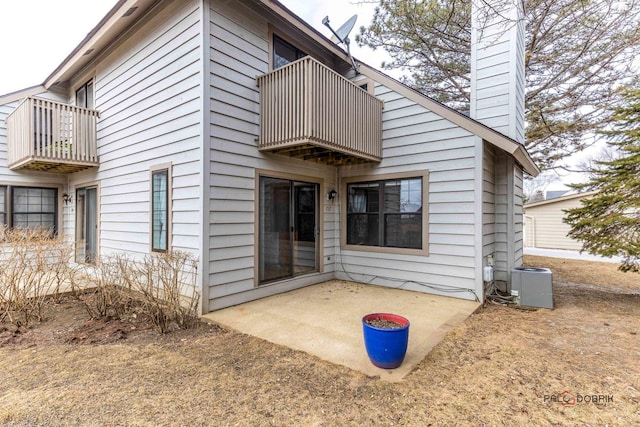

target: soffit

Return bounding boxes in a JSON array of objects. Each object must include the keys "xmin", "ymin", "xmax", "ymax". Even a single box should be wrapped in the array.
[{"xmin": 44, "ymin": 0, "xmax": 158, "ymax": 89}]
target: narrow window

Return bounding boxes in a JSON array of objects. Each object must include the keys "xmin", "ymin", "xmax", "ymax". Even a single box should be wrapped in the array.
[
  {"xmin": 151, "ymin": 169, "xmax": 169, "ymax": 252},
  {"xmin": 273, "ymin": 35, "xmax": 307, "ymax": 69},
  {"xmin": 76, "ymin": 79, "xmax": 94, "ymax": 109},
  {"xmin": 0, "ymin": 186, "xmax": 6, "ymax": 226}
]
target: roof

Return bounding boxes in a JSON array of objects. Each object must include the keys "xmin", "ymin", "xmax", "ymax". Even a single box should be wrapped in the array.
[
  {"xmin": 0, "ymin": 85, "xmax": 46, "ymax": 106},
  {"xmin": 1, "ymin": 0, "xmax": 540, "ymax": 176},
  {"xmin": 524, "ymin": 190, "xmax": 598, "ymax": 209}
]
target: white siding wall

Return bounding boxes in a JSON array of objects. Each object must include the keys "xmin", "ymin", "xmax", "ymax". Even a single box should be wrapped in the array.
[
  {"xmin": 338, "ymin": 84, "xmax": 480, "ymax": 301},
  {"xmin": 68, "ymin": 0, "xmax": 203, "ymax": 258},
  {"xmin": 208, "ymin": 1, "xmax": 337, "ymax": 311}
]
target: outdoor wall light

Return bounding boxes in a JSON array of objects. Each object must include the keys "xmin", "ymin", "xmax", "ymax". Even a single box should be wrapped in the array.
[
  {"xmin": 328, "ymin": 189, "xmax": 337, "ymax": 201},
  {"xmin": 62, "ymin": 193, "xmax": 72, "ymax": 205}
]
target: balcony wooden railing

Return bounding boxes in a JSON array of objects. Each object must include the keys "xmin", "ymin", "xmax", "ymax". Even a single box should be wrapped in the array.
[
  {"xmin": 6, "ymin": 97, "xmax": 99, "ymax": 173},
  {"xmin": 257, "ymin": 57, "xmax": 383, "ymax": 165}
]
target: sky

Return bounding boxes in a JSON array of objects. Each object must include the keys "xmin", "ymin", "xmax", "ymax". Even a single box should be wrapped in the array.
[
  {"xmin": 0, "ymin": 0, "xmax": 383, "ymax": 95},
  {"xmin": 0, "ymin": 0, "xmax": 580, "ymax": 191}
]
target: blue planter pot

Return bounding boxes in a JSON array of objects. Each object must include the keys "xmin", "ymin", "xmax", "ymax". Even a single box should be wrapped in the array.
[{"xmin": 362, "ymin": 313, "xmax": 410, "ymax": 369}]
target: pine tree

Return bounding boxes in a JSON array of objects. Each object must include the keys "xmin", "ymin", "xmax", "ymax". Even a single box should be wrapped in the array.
[{"xmin": 564, "ymin": 87, "xmax": 640, "ymax": 272}]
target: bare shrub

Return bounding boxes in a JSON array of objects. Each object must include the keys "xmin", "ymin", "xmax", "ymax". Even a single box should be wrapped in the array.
[
  {"xmin": 86, "ymin": 251, "xmax": 200, "ymax": 333},
  {"xmin": 81, "ymin": 256, "xmax": 136, "ymax": 320},
  {"xmin": 0, "ymin": 228, "xmax": 77, "ymax": 328}
]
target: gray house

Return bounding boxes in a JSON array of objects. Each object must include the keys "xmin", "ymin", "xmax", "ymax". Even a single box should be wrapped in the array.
[{"xmin": 0, "ymin": 0, "xmax": 539, "ymax": 313}]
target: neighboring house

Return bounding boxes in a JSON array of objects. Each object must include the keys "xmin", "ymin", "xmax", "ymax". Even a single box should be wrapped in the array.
[
  {"xmin": 524, "ymin": 191, "xmax": 597, "ymax": 250},
  {"xmin": 545, "ymin": 190, "xmax": 568, "ymax": 200},
  {"xmin": 0, "ymin": 0, "xmax": 539, "ymax": 313}
]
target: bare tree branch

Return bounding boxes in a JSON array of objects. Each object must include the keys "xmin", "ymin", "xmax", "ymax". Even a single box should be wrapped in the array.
[{"xmin": 357, "ymin": 0, "xmax": 640, "ymax": 170}]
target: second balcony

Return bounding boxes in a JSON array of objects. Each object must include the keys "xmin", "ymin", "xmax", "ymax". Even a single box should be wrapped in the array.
[
  {"xmin": 256, "ymin": 57, "xmax": 383, "ymax": 165},
  {"xmin": 6, "ymin": 97, "xmax": 100, "ymax": 174}
]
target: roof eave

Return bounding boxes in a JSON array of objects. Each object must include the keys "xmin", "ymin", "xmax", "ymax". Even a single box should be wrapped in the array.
[
  {"xmin": 0, "ymin": 85, "xmax": 47, "ymax": 105},
  {"xmin": 43, "ymin": 0, "xmax": 157, "ymax": 89},
  {"xmin": 357, "ymin": 64, "xmax": 541, "ymax": 177}
]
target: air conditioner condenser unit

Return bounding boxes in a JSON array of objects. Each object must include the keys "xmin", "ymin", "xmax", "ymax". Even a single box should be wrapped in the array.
[{"xmin": 511, "ymin": 267, "xmax": 553, "ymax": 309}]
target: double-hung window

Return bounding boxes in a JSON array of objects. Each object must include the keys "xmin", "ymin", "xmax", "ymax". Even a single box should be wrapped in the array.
[
  {"xmin": 0, "ymin": 186, "xmax": 58, "ymax": 233},
  {"xmin": 345, "ymin": 173, "xmax": 427, "ymax": 252},
  {"xmin": 151, "ymin": 166, "xmax": 170, "ymax": 252}
]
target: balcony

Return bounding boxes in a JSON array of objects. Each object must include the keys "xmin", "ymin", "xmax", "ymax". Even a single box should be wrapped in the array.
[
  {"xmin": 256, "ymin": 57, "xmax": 383, "ymax": 165},
  {"xmin": 6, "ymin": 97, "xmax": 99, "ymax": 173}
]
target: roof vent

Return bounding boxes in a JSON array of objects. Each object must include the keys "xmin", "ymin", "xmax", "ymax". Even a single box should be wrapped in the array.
[
  {"xmin": 83, "ymin": 48, "xmax": 95, "ymax": 56},
  {"xmin": 122, "ymin": 7, "xmax": 138, "ymax": 17}
]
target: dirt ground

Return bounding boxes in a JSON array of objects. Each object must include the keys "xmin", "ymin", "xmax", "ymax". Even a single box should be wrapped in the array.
[{"xmin": 1, "ymin": 255, "xmax": 639, "ymax": 426}]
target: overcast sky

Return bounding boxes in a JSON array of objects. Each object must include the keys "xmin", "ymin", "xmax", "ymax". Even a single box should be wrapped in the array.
[
  {"xmin": 0, "ymin": 0, "xmax": 579, "ymax": 190},
  {"xmin": 0, "ymin": 0, "xmax": 383, "ymax": 95}
]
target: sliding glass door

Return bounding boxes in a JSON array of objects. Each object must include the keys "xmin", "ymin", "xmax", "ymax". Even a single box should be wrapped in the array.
[{"xmin": 259, "ymin": 176, "xmax": 318, "ymax": 284}]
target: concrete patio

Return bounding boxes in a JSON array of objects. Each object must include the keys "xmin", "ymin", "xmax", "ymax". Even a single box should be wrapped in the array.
[{"xmin": 203, "ymin": 280, "xmax": 480, "ymax": 381}]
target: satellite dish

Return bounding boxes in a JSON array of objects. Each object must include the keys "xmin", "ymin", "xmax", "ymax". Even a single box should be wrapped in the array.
[
  {"xmin": 322, "ymin": 14, "xmax": 360, "ymax": 73},
  {"xmin": 332, "ymin": 14, "xmax": 357, "ymax": 44}
]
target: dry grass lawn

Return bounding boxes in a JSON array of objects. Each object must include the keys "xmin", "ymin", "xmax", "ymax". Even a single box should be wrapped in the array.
[{"xmin": 1, "ymin": 255, "xmax": 639, "ymax": 426}]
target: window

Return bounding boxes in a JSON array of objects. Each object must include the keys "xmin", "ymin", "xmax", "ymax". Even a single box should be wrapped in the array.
[
  {"xmin": 75, "ymin": 79, "xmax": 94, "ymax": 109},
  {"xmin": 345, "ymin": 174, "xmax": 426, "ymax": 251},
  {"xmin": 273, "ymin": 35, "xmax": 307, "ymax": 69},
  {"xmin": 12, "ymin": 187, "xmax": 57, "ymax": 231},
  {"xmin": 0, "ymin": 186, "xmax": 60, "ymax": 235},
  {"xmin": 151, "ymin": 168, "xmax": 170, "ymax": 252},
  {"xmin": 0, "ymin": 186, "xmax": 6, "ymax": 225},
  {"xmin": 357, "ymin": 78, "xmax": 375, "ymax": 95}
]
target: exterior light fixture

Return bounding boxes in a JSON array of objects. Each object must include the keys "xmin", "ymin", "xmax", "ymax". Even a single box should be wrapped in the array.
[
  {"xmin": 328, "ymin": 189, "xmax": 337, "ymax": 201},
  {"xmin": 62, "ymin": 193, "xmax": 72, "ymax": 205}
]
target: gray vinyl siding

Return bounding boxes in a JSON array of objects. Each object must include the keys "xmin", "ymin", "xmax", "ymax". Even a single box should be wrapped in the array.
[
  {"xmin": 482, "ymin": 142, "xmax": 496, "ymax": 261},
  {"xmin": 471, "ymin": 8, "xmax": 525, "ymax": 144},
  {"xmin": 514, "ymin": 166, "xmax": 524, "ymax": 265},
  {"xmin": 338, "ymin": 84, "xmax": 480, "ymax": 301},
  {"xmin": 493, "ymin": 152, "xmax": 510, "ymax": 285},
  {"xmin": 0, "ymin": 100, "xmax": 20, "ymax": 180},
  {"xmin": 492, "ymin": 154, "xmax": 524, "ymax": 287},
  {"xmin": 208, "ymin": 1, "xmax": 337, "ymax": 311},
  {"xmin": 68, "ymin": 0, "xmax": 202, "ymax": 257}
]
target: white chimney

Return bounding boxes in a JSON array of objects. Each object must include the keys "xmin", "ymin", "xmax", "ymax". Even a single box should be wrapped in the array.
[{"xmin": 470, "ymin": 1, "xmax": 525, "ymax": 144}]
